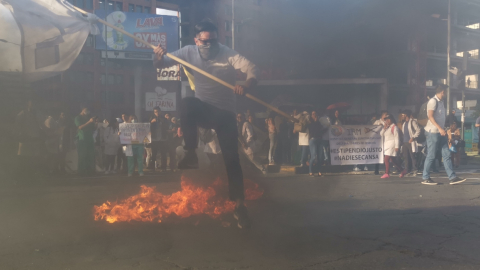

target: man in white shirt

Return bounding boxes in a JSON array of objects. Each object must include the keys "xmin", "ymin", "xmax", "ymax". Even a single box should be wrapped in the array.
[
  {"xmin": 154, "ymin": 19, "xmax": 258, "ymax": 228},
  {"xmin": 422, "ymin": 84, "xmax": 465, "ymax": 185}
]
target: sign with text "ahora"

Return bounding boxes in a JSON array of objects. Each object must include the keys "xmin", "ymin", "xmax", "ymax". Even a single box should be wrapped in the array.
[
  {"xmin": 146, "ymin": 87, "xmax": 176, "ymax": 111},
  {"xmin": 329, "ymin": 125, "xmax": 384, "ymax": 165}
]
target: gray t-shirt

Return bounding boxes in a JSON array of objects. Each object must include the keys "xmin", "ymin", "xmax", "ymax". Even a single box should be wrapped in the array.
[
  {"xmin": 425, "ymin": 96, "xmax": 445, "ymax": 133},
  {"xmin": 162, "ymin": 44, "xmax": 258, "ymax": 112}
]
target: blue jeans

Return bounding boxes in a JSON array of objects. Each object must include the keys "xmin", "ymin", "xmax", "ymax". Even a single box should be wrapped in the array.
[
  {"xmin": 309, "ymin": 138, "xmax": 323, "ymax": 174},
  {"xmin": 422, "ymin": 131, "xmax": 456, "ymax": 180},
  {"xmin": 300, "ymin": 146, "xmax": 309, "ymax": 166}
]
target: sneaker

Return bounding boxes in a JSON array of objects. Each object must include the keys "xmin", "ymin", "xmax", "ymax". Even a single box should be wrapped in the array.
[
  {"xmin": 416, "ymin": 171, "xmax": 422, "ymax": 175},
  {"xmin": 233, "ymin": 204, "xmax": 250, "ymax": 229},
  {"xmin": 411, "ymin": 170, "xmax": 418, "ymax": 176},
  {"xmin": 449, "ymin": 177, "xmax": 466, "ymax": 185},
  {"xmin": 399, "ymin": 170, "xmax": 407, "ymax": 178},
  {"xmin": 364, "ymin": 166, "xmax": 369, "ymax": 171},
  {"xmin": 405, "ymin": 172, "xmax": 415, "ymax": 177},
  {"xmin": 421, "ymin": 178, "xmax": 438, "ymax": 185},
  {"xmin": 380, "ymin": 173, "xmax": 390, "ymax": 179},
  {"xmin": 177, "ymin": 150, "xmax": 199, "ymax": 170},
  {"xmin": 353, "ymin": 166, "xmax": 361, "ymax": 172}
]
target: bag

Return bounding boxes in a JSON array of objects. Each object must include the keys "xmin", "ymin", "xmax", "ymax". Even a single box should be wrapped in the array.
[{"xmin": 417, "ymin": 98, "xmax": 438, "ymax": 127}]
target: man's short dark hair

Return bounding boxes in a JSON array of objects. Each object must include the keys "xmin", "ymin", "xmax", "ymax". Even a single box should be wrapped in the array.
[
  {"xmin": 403, "ymin": 109, "xmax": 412, "ymax": 117},
  {"xmin": 195, "ymin": 19, "xmax": 218, "ymax": 36},
  {"xmin": 153, "ymin": 106, "xmax": 161, "ymax": 111},
  {"xmin": 436, "ymin": 84, "xmax": 448, "ymax": 94}
]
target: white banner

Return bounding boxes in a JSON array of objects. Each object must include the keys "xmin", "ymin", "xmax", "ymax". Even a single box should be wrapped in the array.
[
  {"xmin": 329, "ymin": 125, "xmax": 384, "ymax": 165},
  {"xmin": 145, "ymin": 86, "xmax": 176, "ymax": 111},
  {"xmin": 119, "ymin": 123, "xmax": 151, "ymax": 144}
]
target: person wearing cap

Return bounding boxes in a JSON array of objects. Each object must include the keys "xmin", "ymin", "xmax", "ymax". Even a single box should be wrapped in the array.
[{"xmin": 380, "ymin": 114, "xmax": 406, "ymax": 178}]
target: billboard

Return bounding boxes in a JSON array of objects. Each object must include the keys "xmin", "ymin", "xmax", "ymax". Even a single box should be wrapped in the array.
[
  {"xmin": 95, "ymin": 11, "xmax": 179, "ymax": 53},
  {"xmin": 145, "ymin": 86, "xmax": 176, "ymax": 112}
]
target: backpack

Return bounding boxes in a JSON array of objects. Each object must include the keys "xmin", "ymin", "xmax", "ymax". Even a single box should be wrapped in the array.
[
  {"xmin": 417, "ymin": 98, "xmax": 438, "ymax": 127},
  {"xmin": 293, "ymin": 113, "xmax": 309, "ymax": 133}
]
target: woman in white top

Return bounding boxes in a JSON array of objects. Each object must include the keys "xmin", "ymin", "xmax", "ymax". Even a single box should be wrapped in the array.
[
  {"xmin": 103, "ymin": 117, "xmax": 121, "ymax": 174},
  {"xmin": 380, "ymin": 114, "xmax": 406, "ymax": 178}
]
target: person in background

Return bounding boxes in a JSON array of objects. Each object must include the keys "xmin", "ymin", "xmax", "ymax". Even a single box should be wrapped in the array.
[
  {"xmin": 57, "ymin": 112, "xmax": 70, "ymax": 174},
  {"xmin": 422, "ymin": 84, "xmax": 465, "ymax": 185},
  {"xmin": 124, "ymin": 115, "xmax": 144, "ymax": 177},
  {"xmin": 400, "ymin": 110, "xmax": 421, "ymax": 177},
  {"xmin": 380, "ymin": 114, "xmax": 406, "ymax": 178},
  {"xmin": 248, "ymin": 115, "xmax": 255, "ymax": 126},
  {"xmin": 274, "ymin": 111, "xmax": 288, "ymax": 164},
  {"xmin": 149, "ymin": 107, "xmax": 169, "ymax": 172},
  {"xmin": 94, "ymin": 118, "xmax": 106, "ymax": 172},
  {"xmin": 116, "ymin": 117, "xmax": 127, "ymax": 173},
  {"xmin": 103, "ymin": 117, "xmax": 121, "ymax": 174},
  {"xmin": 319, "ymin": 109, "xmax": 331, "ymax": 166},
  {"xmin": 476, "ymin": 115, "xmax": 480, "ymax": 156},
  {"xmin": 331, "ymin": 109, "xmax": 342, "ymax": 125},
  {"xmin": 296, "ymin": 111, "xmax": 310, "ymax": 168},
  {"xmin": 44, "ymin": 112, "xmax": 62, "ymax": 175},
  {"xmin": 237, "ymin": 113, "xmax": 256, "ymax": 160},
  {"xmin": 290, "ymin": 109, "xmax": 299, "ymax": 165},
  {"xmin": 121, "ymin": 113, "xmax": 127, "ymax": 123},
  {"xmin": 445, "ymin": 109, "xmax": 458, "ymax": 128},
  {"xmin": 266, "ymin": 117, "xmax": 276, "ymax": 165},
  {"xmin": 165, "ymin": 113, "xmax": 171, "ymax": 123},
  {"xmin": 166, "ymin": 115, "xmax": 177, "ymax": 172},
  {"xmin": 308, "ymin": 110, "xmax": 324, "ymax": 177},
  {"xmin": 373, "ymin": 110, "xmax": 389, "ymax": 175},
  {"xmin": 447, "ymin": 121, "xmax": 461, "ymax": 168},
  {"xmin": 244, "ymin": 109, "xmax": 252, "ymax": 121},
  {"xmin": 74, "ymin": 106, "xmax": 96, "ymax": 176}
]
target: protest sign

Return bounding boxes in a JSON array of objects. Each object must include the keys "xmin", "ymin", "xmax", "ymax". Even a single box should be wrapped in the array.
[
  {"xmin": 329, "ymin": 125, "xmax": 384, "ymax": 165},
  {"xmin": 119, "ymin": 123, "xmax": 151, "ymax": 144}
]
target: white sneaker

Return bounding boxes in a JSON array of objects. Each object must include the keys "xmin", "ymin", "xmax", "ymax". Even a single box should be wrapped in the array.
[{"xmin": 364, "ymin": 166, "xmax": 369, "ymax": 171}]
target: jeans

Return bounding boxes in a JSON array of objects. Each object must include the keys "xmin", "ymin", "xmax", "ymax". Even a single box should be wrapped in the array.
[
  {"xmin": 309, "ymin": 138, "xmax": 323, "ymax": 174},
  {"xmin": 423, "ymin": 132, "xmax": 456, "ymax": 180},
  {"xmin": 268, "ymin": 133, "xmax": 277, "ymax": 164},
  {"xmin": 127, "ymin": 144, "xmax": 144, "ymax": 175},
  {"xmin": 181, "ymin": 97, "xmax": 244, "ymax": 201},
  {"xmin": 322, "ymin": 139, "xmax": 330, "ymax": 161},
  {"xmin": 300, "ymin": 146, "xmax": 309, "ymax": 166}
]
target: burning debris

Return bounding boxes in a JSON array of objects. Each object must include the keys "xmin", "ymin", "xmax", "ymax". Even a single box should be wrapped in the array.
[{"xmin": 94, "ymin": 175, "xmax": 263, "ymax": 224}]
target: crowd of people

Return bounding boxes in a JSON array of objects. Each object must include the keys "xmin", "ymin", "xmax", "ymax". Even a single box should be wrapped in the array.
[
  {"xmin": 238, "ymin": 84, "xmax": 467, "ymax": 186},
  {"xmin": 12, "ymin": 101, "xmax": 182, "ymax": 180}
]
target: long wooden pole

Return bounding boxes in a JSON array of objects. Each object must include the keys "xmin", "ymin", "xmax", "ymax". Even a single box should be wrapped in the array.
[{"xmin": 72, "ymin": 6, "xmax": 296, "ymax": 122}]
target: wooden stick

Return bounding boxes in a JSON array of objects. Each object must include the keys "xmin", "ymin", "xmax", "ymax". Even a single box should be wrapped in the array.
[{"xmin": 72, "ymin": 6, "xmax": 296, "ymax": 122}]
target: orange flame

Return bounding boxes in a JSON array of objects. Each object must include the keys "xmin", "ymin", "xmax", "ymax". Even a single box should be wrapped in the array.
[{"xmin": 94, "ymin": 175, "xmax": 263, "ymax": 223}]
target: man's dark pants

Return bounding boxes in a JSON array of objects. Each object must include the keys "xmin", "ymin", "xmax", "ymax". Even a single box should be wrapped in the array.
[
  {"xmin": 402, "ymin": 142, "xmax": 417, "ymax": 172},
  {"xmin": 150, "ymin": 140, "xmax": 176, "ymax": 170},
  {"xmin": 181, "ymin": 97, "xmax": 244, "ymax": 201}
]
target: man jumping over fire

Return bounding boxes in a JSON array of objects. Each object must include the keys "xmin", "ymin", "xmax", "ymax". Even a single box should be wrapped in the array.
[{"xmin": 154, "ymin": 19, "xmax": 258, "ymax": 229}]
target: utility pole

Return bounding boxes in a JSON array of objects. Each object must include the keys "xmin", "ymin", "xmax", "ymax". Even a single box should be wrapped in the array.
[
  {"xmin": 446, "ymin": 0, "xmax": 451, "ymax": 114},
  {"xmin": 232, "ymin": 0, "xmax": 235, "ymax": 50}
]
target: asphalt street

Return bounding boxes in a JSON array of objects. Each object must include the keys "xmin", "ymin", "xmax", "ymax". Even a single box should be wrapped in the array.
[{"xmin": 1, "ymin": 168, "xmax": 480, "ymax": 270}]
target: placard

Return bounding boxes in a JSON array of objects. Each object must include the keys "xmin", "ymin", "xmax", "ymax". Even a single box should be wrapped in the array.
[
  {"xmin": 119, "ymin": 123, "xmax": 151, "ymax": 144},
  {"xmin": 329, "ymin": 125, "xmax": 384, "ymax": 165}
]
